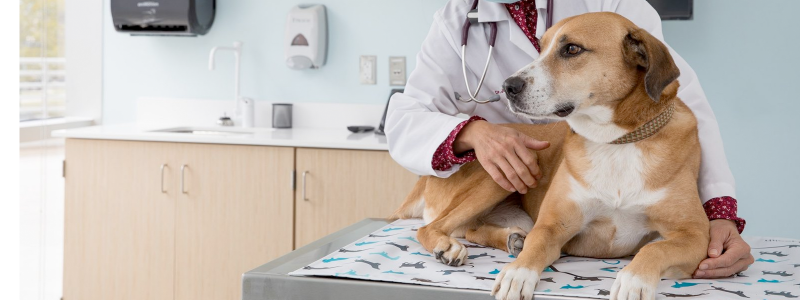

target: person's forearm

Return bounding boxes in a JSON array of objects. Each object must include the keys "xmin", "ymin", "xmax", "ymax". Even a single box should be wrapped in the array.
[
  {"xmin": 432, "ymin": 116, "xmax": 486, "ymax": 171},
  {"xmin": 452, "ymin": 119, "xmax": 488, "ymax": 154}
]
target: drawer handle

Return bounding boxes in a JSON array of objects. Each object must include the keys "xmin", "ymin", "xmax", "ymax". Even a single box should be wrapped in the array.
[
  {"xmin": 160, "ymin": 164, "xmax": 168, "ymax": 193},
  {"xmin": 181, "ymin": 164, "xmax": 188, "ymax": 194},
  {"xmin": 302, "ymin": 171, "xmax": 309, "ymax": 201}
]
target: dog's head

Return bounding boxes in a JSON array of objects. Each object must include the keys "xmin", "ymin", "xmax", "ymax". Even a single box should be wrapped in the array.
[{"xmin": 505, "ymin": 12, "xmax": 680, "ymax": 141}]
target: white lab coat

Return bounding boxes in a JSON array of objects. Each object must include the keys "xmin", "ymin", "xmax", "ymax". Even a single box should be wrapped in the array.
[{"xmin": 386, "ymin": 0, "xmax": 736, "ymax": 203}]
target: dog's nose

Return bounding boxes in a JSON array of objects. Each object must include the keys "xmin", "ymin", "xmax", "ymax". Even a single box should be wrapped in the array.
[{"xmin": 503, "ymin": 77, "xmax": 526, "ymax": 99}]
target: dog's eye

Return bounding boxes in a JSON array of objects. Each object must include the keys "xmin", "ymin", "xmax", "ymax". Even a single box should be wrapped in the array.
[{"xmin": 562, "ymin": 44, "xmax": 584, "ymax": 57}]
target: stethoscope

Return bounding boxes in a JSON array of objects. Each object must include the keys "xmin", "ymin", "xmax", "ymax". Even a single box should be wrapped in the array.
[{"xmin": 455, "ymin": 0, "xmax": 554, "ymax": 104}]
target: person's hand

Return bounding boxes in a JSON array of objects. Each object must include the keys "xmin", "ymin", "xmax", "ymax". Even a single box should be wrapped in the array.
[
  {"xmin": 453, "ymin": 120, "xmax": 550, "ymax": 194},
  {"xmin": 693, "ymin": 219, "xmax": 754, "ymax": 278}
]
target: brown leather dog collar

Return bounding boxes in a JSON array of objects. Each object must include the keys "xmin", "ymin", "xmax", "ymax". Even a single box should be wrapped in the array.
[{"xmin": 609, "ymin": 103, "xmax": 675, "ymax": 145}]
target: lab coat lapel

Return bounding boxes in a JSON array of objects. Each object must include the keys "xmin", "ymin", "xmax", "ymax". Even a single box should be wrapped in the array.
[
  {"xmin": 534, "ymin": 0, "xmax": 549, "ymax": 38},
  {"xmin": 478, "ymin": 0, "xmax": 537, "ymax": 59}
]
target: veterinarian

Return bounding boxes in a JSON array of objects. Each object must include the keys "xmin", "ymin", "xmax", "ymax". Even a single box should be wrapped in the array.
[{"xmin": 385, "ymin": 0, "xmax": 753, "ymax": 279}]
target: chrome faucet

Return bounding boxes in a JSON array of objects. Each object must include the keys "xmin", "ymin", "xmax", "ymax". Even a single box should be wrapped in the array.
[{"xmin": 208, "ymin": 41, "xmax": 243, "ymax": 126}]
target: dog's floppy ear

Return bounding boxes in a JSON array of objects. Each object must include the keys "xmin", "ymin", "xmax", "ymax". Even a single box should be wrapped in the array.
[{"xmin": 623, "ymin": 28, "xmax": 680, "ymax": 102}]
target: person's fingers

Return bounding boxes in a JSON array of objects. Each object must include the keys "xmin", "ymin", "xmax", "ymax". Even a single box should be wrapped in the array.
[
  {"xmin": 694, "ymin": 255, "xmax": 754, "ymax": 279},
  {"xmin": 531, "ymin": 151, "xmax": 542, "ymax": 180},
  {"xmin": 522, "ymin": 136, "xmax": 550, "ymax": 151},
  {"xmin": 707, "ymin": 225, "xmax": 729, "ymax": 258},
  {"xmin": 510, "ymin": 147, "xmax": 537, "ymax": 187},
  {"xmin": 700, "ymin": 252, "xmax": 735, "ymax": 272},
  {"xmin": 701, "ymin": 239, "xmax": 749, "ymax": 271},
  {"xmin": 495, "ymin": 158, "xmax": 528, "ymax": 194},
  {"xmin": 514, "ymin": 145, "xmax": 541, "ymax": 183},
  {"xmin": 508, "ymin": 157, "xmax": 536, "ymax": 188},
  {"xmin": 485, "ymin": 163, "xmax": 515, "ymax": 192}
]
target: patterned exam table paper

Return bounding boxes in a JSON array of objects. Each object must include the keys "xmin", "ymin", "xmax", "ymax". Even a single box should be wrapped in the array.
[{"xmin": 289, "ymin": 219, "xmax": 800, "ymax": 299}]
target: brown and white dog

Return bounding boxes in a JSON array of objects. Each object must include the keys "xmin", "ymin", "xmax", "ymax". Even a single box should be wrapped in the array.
[{"xmin": 391, "ymin": 12, "xmax": 710, "ymax": 300}]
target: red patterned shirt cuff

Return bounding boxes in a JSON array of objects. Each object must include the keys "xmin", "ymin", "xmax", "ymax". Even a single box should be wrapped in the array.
[
  {"xmin": 431, "ymin": 116, "xmax": 486, "ymax": 171},
  {"xmin": 703, "ymin": 196, "xmax": 746, "ymax": 234}
]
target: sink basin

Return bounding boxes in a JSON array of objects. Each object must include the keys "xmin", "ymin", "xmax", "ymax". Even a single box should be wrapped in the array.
[{"xmin": 150, "ymin": 127, "xmax": 258, "ymax": 135}]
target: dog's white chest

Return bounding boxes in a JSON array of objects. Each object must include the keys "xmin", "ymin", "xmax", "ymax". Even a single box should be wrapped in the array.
[{"xmin": 568, "ymin": 142, "xmax": 665, "ymax": 249}]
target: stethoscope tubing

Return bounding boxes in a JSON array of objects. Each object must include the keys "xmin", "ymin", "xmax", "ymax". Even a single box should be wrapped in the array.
[
  {"xmin": 457, "ymin": 44, "xmax": 500, "ymax": 104},
  {"xmin": 456, "ymin": 0, "xmax": 553, "ymax": 104}
]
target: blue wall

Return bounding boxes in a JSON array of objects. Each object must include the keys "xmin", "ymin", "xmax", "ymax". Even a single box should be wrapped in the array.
[
  {"xmin": 102, "ymin": 0, "xmax": 448, "ymax": 123},
  {"xmin": 103, "ymin": 0, "xmax": 799, "ymax": 238},
  {"xmin": 661, "ymin": 0, "xmax": 800, "ymax": 238}
]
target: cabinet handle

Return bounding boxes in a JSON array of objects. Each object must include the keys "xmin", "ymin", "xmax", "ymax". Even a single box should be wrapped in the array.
[
  {"xmin": 302, "ymin": 171, "xmax": 309, "ymax": 201},
  {"xmin": 160, "ymin": 164, "xmax": 167, "ymax": 193},
  {"xmin": 181, "ymin": 164, "xmax": 188, "ymax": 194}
]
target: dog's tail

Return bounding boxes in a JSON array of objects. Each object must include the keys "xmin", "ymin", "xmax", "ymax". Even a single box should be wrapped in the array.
[{"xmin": 387, "ymin": 176, "xmax": 427, "ymax": 221}]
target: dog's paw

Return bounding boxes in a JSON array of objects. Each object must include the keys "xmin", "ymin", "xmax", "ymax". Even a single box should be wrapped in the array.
[
  {"xmin": 433, "ymin": 237, "xmax": 468, "ymax": 266},
  {"xmin": 610, "ymin": 270, "xmax": 657, "ymax": 300},
  {"xmin": 491, "ymin": 265, "xmax": 539, "ymax": 300},
  {"xmin": 506, "ymin": 232, "xmax": 525, "ymax": 258}
]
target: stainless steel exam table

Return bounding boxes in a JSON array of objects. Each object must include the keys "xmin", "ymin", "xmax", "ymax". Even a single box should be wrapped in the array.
[{"xmin": 241, "ymin": 218, "xmax": 586, "ymax": 300}]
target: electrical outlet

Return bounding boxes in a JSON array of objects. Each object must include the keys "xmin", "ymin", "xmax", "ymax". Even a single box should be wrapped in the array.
[
  {"xmin": 389, "ymin": 56, "xmax": 406, "ymax": 86},
  {"xmin": 360, "ymin": 55, "xmax": 377, "ymax": 85}
]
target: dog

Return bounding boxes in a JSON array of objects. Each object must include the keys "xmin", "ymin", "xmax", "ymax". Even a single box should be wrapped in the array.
[{"xmin": 391, "ymin": 12, "xmax": 710, "ymax": 300}]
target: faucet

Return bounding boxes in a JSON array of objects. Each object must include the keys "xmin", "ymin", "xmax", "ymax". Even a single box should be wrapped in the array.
[{"xmin": 208, "ymin": 41, "xmax": 245, "ymax": 126}]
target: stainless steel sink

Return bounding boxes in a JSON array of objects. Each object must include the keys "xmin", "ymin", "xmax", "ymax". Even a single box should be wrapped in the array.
[{"xmin": 150, "ymin": 127, "xmax": 257, "ymax": 135}]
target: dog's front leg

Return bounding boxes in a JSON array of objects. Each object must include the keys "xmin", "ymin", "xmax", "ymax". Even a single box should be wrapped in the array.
[
  {"xmin": 610, "ymin": 197, "xmax": 710, "ymax": 300},
  {"xmin": 491, "ymin": 184, "xmax": 584, "ymax": 300},
  {"xmin": 610, "ymin": 231, "xmax": 708, "ymax": 300}
]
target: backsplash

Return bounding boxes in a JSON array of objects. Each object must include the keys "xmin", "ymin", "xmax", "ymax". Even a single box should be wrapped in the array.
[{"xmin": 102, "ymin": 0, "xmax": 448, "ymax": 124}]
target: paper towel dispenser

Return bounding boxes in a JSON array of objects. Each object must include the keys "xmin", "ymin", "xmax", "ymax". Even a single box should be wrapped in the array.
[
  {"xmin": 111, "ymin": 0, "xmax": 216, "ymax": 36},
  {"xmin": 284, "ymin": 4, "xmax": 327, "ymax": 69}
]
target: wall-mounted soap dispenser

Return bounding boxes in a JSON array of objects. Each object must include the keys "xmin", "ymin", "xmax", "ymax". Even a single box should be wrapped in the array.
[{"xmin": 284, "ymin": 5, "xmax": 328, "ymax": 70}]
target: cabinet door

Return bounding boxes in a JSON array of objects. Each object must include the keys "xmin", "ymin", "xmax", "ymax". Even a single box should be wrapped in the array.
[
  {"xmin": 294, "ymin": 148, "xmax": 419, "ymax": 248},
  {"xmin": 64, "ymin": 139, "xmax": 176, "ymax": 300},
  {"xmin": 175, "ymin": 144, "xmax": 295, "ymax": 300}
]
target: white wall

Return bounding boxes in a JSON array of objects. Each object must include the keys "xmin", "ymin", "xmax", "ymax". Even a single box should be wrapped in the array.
[{"xmin": 102, "ymin": 0, "xmax": 448, "ymax": 124}]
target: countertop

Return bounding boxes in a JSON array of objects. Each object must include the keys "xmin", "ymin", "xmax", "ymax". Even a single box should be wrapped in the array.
[
  {"xmin": 52, "ymin": 123, "xmax": 389, "ymax": 151},
  {"xmin": 242, "ymin": 219, "xmax": 580, "ymax": 300}
]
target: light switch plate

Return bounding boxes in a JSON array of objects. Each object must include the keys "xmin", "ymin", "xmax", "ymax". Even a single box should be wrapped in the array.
[
  {"xmin": 389, "ymin": 56, "xmax": 406, "ymax": 86},
  {"xmin": 360, "ymin": 55, "xmax": 377, "ymax": 85}
]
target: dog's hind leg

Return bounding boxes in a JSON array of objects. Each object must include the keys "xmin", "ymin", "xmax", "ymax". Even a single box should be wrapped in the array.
[
  {"xmin": 466, "ymin": 201, "xmax": 534, "ymax": 257},
  {"xmin": 388, "ymin": 176, "xmax": 427, "ymax": 220},
  {"xmin": 466, "ymin": 224, "xmax": 527, "ymax": 258},
  {"xmin": 417, "ymin": 180, "xmax": 511, "ymax": 266}
]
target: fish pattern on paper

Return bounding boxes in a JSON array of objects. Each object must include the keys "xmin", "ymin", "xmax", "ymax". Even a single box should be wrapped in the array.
[{"xmin": 289, "ymin": 219, "xmax": 800, "ymax": 299}]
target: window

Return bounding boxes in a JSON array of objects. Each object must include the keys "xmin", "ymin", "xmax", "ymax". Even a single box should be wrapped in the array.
[{"xmin": 20, "ymin": 0, "xmax": 66, "ymax": 122}]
